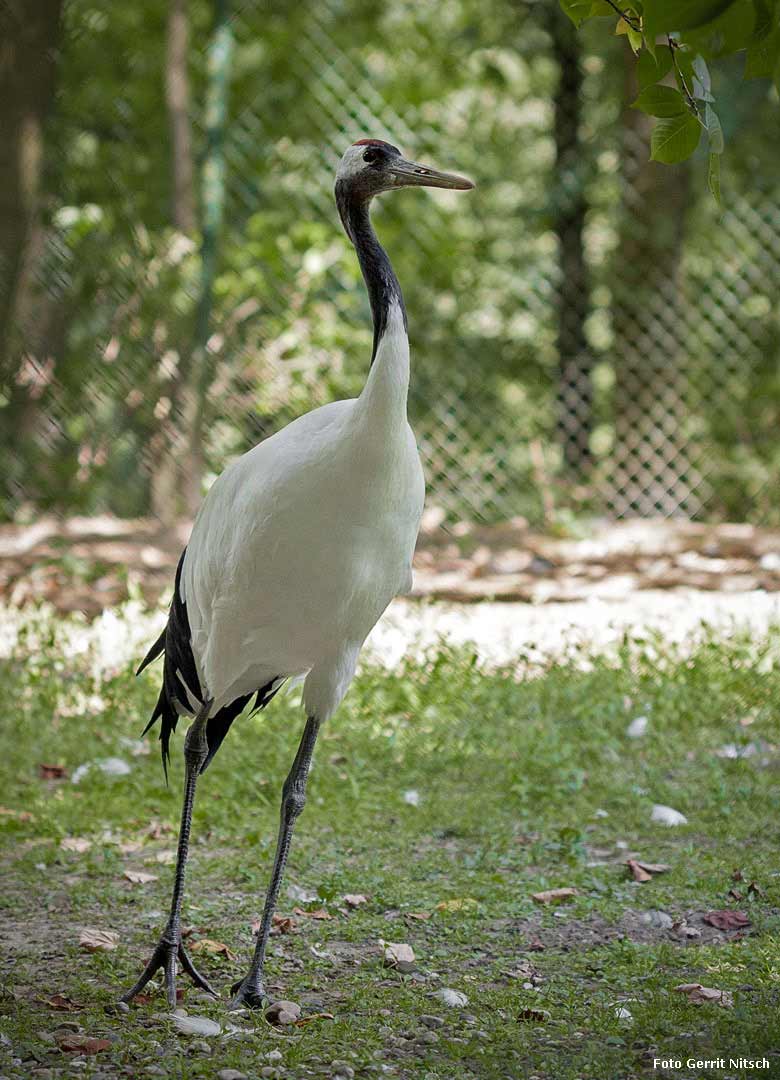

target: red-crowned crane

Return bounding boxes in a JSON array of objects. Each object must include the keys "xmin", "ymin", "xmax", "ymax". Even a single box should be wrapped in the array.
[{"xmin": 120, "ymin": 140, "xmax": 473, "ymax": 1011}]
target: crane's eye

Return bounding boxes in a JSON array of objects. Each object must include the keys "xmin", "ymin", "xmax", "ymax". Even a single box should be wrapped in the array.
[{"xmin": 363, "ymin": 148, "xmax": 379, "ymax": 164}]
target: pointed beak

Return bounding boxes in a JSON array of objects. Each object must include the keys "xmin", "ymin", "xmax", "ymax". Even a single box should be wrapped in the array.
[{"xmin": 387, "ymin": 157, "xmax": 475, "ymax": 191}]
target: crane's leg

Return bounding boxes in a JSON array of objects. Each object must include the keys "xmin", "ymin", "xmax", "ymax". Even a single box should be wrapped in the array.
[
  {"xmin": 119, "ymin": 698, "xmax": 218, "ymax": 1009},
  {"xmin": 229, "ymin": 715, "xmax": 320, "ymax": 1010}
]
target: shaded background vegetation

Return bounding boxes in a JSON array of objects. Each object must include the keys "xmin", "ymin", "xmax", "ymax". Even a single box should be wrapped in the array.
[{"xmin": 2, "ymin": 0, "xmax": 779, "ymax": 528}]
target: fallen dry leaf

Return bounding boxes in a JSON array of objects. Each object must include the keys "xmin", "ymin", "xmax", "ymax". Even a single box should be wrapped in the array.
[
  {"xmin": 117, "ymin": 840, "xmax": 144, "ymax": 854},
  {"xmin": 79, "ymin": 927, "xmax": 119, "ymax": 952},
  {"xmin": 405, "ymin": 911, "xmax": 431, "ymax": 921},
  {"xmin": 271, "ymin": 914, "xmax": 297, "ymax": 935},
  {"xmin": 702, "ymin": 910, "xmax": 751, "ymax": 931},
  {"xmin": 189, "ymin": 938, "xmax": 237, "ymax": 962},
  {"xmin": 153, "ymin": 850, "xmax": 175, "ymax": 865},
  {"xmin": 294, "ymin": 1011, "xmax": 336, "ymax": 1025},
  {"xmin": 147, "ymin": 820, "xmax": 175, "ymax": 839},
  {"xmin": 532, "ymin": 888, "xmax": 577, "ymax": 905},
  {"xmin": 56, "ymin": 1034, "xmax": 112, "ymax": 1054},
  {"xmin": 382, "ymin": 941, "xmax": 415, "ymax": 968},
  {"xmin": 626, "ymin": 859, "xmax": 670, "ymax": 882},
  {"xmin": 528, "ymin": 938, "xmax": 546, "ymax": 952},
  {"xmin": 39, "ymin": 763, "xmax": 67, "ymax": 780},
  {"xmin": 0, "ymin": 806, "xmax": 34, "ymax": 822},
  {"xmin": 60, "ymin": 837, "xmax": 92, "ymax": 853},
  {"xmin": 343, "ymin": 893, "xmax": 368, "ymax": 908},
  {"xmin": 732, "ymin": 868, "xmax": 744, "ymax": 882},
  {"xmin": 122, "ymin": 869, "xmax": 158, "ymax": 884},
  {"xmin": 435, "ymin": 897, "xmax": 478, "ymax": 913},
  {"xmin": 747, "ymin": 881, "xmax": 763, "ymax": 897},
  {"xmin": 673, "ymin": 982, "xmax": 734, "ymax": 1008},
  {"xmin": 292, "ymin": 906, "xmax": 332, "ymax": 920},
  {"xmin": 42, "ymin": 994, "xmax": 82, "ymax": 1011}
]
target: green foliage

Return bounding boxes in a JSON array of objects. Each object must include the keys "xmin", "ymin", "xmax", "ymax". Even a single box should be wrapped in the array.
[
  {"xmin": 650, "ymin": 111, "xmax": 703, "ymax": 161},
  {"xmin": 561, "ymin": 0, "xmax": 780, "ymax": 170}
]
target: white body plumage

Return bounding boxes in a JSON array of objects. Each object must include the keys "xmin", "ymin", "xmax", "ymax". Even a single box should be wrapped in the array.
[{"xmin": 182, "ymin": 299, "xmax": 424, "ymax": 721}]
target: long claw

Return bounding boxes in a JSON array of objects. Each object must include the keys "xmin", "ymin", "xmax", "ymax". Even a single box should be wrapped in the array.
[{"xmin": 178, "ymin": 943, "xmax": 218, "ymax": 997}]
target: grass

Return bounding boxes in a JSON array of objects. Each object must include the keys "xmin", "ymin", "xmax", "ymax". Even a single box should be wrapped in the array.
[{"xmin": 1, "ymin": 608, "xmax": 780, "ymax": 1079}]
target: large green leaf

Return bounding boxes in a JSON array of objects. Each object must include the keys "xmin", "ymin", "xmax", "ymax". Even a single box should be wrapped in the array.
[
  {"xmin": 650, "ymin": 110, "xmax": 703, "ymax": 162},
  {"xmin": 680, "ymin": 0, "xmax": 756, "ymax": 57},
  {"xmin": 632, "ymin": 84, "xmax": 688, "ymax": 115},
  {"xmin": 745, "ymin": 0, "xmax": 780, "ymax": 77},
  {"xmin": 637, "ymin": 44, "xmax": 674, "ymax": 88},
  {"xmin": 643, "ymin": 0, "xmax": 737, "ymax": 37},
  {"xmin": 558, "ymin": 0, "xmax": 595, "ymax": 26}
]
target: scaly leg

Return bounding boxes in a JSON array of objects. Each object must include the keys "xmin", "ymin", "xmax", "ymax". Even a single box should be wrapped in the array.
[
  {"xmin": 119, "ymin": 698, "xmax": 218, "ymax": 1009},
  {"xmin": 229, "ymin": 715, "xmax": 320, "ymax": 1010}
]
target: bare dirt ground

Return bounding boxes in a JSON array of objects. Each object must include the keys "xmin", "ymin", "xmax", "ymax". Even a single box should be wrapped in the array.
[{"xmin": 2, "ymin": 513, "xmax": 779, "ymax": 617}]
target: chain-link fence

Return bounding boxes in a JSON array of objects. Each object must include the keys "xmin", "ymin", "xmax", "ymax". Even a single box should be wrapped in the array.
[{"xmin": 3, "ymin": 0, "xmax": 779, "ymax": 527}]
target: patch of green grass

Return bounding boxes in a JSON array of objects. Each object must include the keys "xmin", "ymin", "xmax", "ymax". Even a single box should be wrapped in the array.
[{"xmin": 1, "ymin": 614, "xmax": 780, "ymax": 1079}]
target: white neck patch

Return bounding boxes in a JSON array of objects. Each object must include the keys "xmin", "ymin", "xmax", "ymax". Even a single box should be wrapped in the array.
[{"xmin": 337, "ymin": 145, "xmax": 371, "ymax": 181}]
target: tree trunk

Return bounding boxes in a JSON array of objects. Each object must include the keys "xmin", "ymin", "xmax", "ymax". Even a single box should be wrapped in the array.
[
  {"xmin": 150, "ymin": 0, "xmax": 197, "ymax": 523},
  {"xmin": 549, "ymin": 7, "xmax": 592, "ymax": 477},
  {"xmin": 0, "ymin": 0, "xmax": 62, "ymax": 379},
  {"xmin": 611, "ymin": 46, "xmax": 693, "ymax": 516},
  {"xmin": 166, "ymin": 0, "xmax": 196, "ymax": 234}
]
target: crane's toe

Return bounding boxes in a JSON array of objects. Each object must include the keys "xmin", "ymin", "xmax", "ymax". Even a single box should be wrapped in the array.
[
  {"xmin": 120, "ymin": 937, "xmax": 218, "ymax": 1008},
  {"xmin": 228, "ymin": 976, "xmax": 269, "ymax": 1011}
]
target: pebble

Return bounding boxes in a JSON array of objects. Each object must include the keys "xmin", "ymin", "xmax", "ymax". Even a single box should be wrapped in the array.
[
  {"xmin": 260, "ymin": 1069, "xmax": 280, "ymax": 1079},
  {"xmin": 417, "ymin": 1031, "xmax": 439, "ymax": 1045},
  {"xmin": 217, "ymin": 1071, "xmax": 248, "ymax": 1080},
  {"xmin": 264, "ymin": 1000, "xmax": 301, "ymax": 1026},
  {"xmin": 144, "ymin": 1069, "xmax": 167, "ymax": 1077},
  {"xmin": 265, "ymin": 1050, "xmax": 283, "ymax": 1061},
  {"xmin": 642, "ymin": 910, "xmax": 674, "ymax": 930},
  {"xmin": 105, "ymin": 1001, "xmax": 130, "ymax": 1016},
  {"xmin": 331, "ymin": 1063, "xmax": 355, "ymax": 1079},
  {"xmin": 419, "ymin": 1015, "xmax": 444, "ymax": 1029},
  {"xmin": 189, "ymin": 1039, "xmax": 213, "ymax": 1055}
]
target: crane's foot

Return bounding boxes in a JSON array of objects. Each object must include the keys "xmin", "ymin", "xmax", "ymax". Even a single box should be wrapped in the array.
[
  {"xmin": 119, "ymin": 936, "xmax": 218, "ymax": 1009},
  {"xmin": 227, "ymin": 975, "xmax": 269, "ymax": 1011}
]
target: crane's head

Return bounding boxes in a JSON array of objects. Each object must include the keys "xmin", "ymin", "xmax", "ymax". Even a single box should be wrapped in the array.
[{"xmin": 335, "ymin": 139, "xmax": 474, "ymax": 201}]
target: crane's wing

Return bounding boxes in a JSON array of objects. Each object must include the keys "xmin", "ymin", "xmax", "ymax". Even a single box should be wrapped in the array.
[{"xmin": 138, "ymin": 550, "xmax": 284, "ymax": 777}]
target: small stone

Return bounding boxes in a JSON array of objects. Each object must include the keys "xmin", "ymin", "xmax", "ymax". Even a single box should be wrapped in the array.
[
  {"xmin": 419, "ymin": 1015, "xmax": 444, "ymax": 1029},
  {"xmin": 642, "ymin": 910, "xmax": 673, "ymax": 930},
  {"xmin": 265, "ymin": 1000, "xmax": 301, "ymax": 1026},
  {"xmin": 217, "ymin": 1071, "xmax": 248, "ymax": 1080},
  {"xmin": 265, "ymin": 1050, "xmax": 283, "ymax": 1061},
  {"xmin": 651, "ymin": 804, "xmax": 688, "ymax": 827},
  {"xmin": 105, "ymin": 1001, "xmax": 130, "ymax": 1016},
  {"xmin": 260, "ymin": 1069, "xmax": 279, "ymax": 1079},
  {"xmin": 331, "ymin": 1062, "xmax": 355, "ymax": 1079},
  {"xmin": 144, "ymin": 1069, "xmax": 166, "ymax": 1077},
  {"xmin": 189, "ymin": 1039, "xmax": 212, "ymax": 1055},
  {"xmin": 417, "ymin": 1031, "xmax": 439, "ymax": 1045}
]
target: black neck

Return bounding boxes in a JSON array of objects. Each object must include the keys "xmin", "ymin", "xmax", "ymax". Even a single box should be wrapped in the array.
[{"xmin": 335, "ymin": 181, "xmax": 408, "ymax": 365}]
